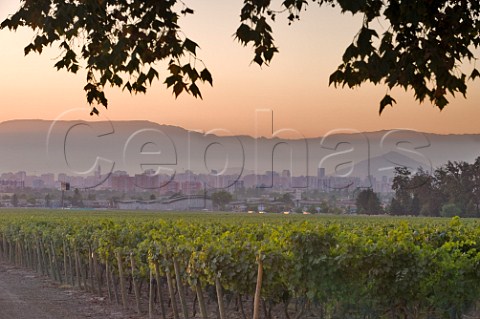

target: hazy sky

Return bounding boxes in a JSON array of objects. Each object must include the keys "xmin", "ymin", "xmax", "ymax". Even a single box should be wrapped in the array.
[{"xmin": 0, "ymin": 0, "xmax": 479, "ymax": 138}]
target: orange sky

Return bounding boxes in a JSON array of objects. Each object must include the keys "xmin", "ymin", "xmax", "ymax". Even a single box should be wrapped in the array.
[{"xmin": 0, "ymin": 0, "xmax": 479, "ymax": 138}]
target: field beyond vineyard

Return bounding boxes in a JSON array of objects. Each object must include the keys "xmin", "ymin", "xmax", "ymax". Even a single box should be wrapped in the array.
[{"xmin": 1, "ymin": 209, "xmax": 480, "ymax": 319}]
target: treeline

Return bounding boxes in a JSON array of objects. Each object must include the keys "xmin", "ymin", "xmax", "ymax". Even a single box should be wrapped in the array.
[{"xmin": 390, "ymin": 157, "xmax": 480, "ymax": 217}]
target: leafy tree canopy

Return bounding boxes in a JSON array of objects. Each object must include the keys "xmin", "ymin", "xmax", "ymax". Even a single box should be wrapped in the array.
[
  {"xmin": 2, "ymin": 0, "xmax": 480, "ymax": 114},
  {"xmin": 356, "ymin": 188, "xmax": 383, "ymax": 214},
  {"xmin": 390, "ymin": 157, "xmax": 480, "ymax": 217},
  {"xmin": 211, "ymin": 190, "xmax": 233, "ymax": 210}
]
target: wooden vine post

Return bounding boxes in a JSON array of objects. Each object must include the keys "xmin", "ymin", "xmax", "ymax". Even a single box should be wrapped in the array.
[
  {"xmin": 215, "ymin": 275, "xmax": 226, "ymax": 319},
  {"xmin": 253, "ymin": 254, "xmax": 264, "ymax": 319},
  {"xmin": 149, "ymin": 267, "xmax": 154, "ymax": 319},
  {"xmin": 166, "ymin": 267, "xmax": 180, "ymax": 319},
  {"xmin": 115, "ymin": 250, "xmax": 128, "ymax": 310},
  {"xmin": 62, "ymin": 239, "xmax": 68, "ymax": 284},
  {"xmin": 130, "ymin": 252, "xmax": 142, "ymax": 314},
  {"xmin": 88, "ymin": 246, "xmax": 95, "ymax": 292},
  {"xmin": 154, "ymin": 261, "xmax": 167, "ymax": 319},
  {"xmin": 196, "ymin": 280, "xmax": 208, "ymax": 319},
  {"xmin": 50, "ymin": 240, "xmax": 62, "ymax": 283},
  {"xmin": 173, "ymin": 257, "xmax": 189, "ymax": 319},
  {"xmin": 105, "ymin": 257, "xmax": 112, "ymax": 301},
  {"xmin": 92, "ymin": 251, "xmax": 101, "ymax": 295}
]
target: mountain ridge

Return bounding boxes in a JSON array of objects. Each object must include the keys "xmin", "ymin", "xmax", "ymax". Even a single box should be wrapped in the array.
[
  {"xmin": 2, "ymin": 119, "xmax": 480, "ymax": 139},
  {"xmin": 0, "ymin": 119, "xmax": 478, "ymax": 178}
]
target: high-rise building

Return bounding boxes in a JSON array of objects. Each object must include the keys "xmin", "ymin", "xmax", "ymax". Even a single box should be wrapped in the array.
[{"xmin": 41, "ymin": 173, "xmax": 55, "ymax": 188}]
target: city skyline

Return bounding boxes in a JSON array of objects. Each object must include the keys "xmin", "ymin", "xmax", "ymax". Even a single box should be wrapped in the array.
[{"xmin": 0, "ymin": 166, "xmax": 393, "ymax": 194}]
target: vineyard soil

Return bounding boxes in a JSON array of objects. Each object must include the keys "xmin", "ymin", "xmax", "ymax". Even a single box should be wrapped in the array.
[{"xmin": 0, "ymin": 261, "xmax": 141, "ymax": 319}]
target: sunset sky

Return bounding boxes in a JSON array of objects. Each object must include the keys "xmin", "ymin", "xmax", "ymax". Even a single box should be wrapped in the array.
[{"xmin": 0, "ymin": 0, "xmax": 479, "ymax": 138}]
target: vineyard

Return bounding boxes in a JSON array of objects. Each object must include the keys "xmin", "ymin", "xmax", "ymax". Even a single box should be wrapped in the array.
[{"xmin": 1, "ymin": 210, "xmax": 480, "ymax": 319}]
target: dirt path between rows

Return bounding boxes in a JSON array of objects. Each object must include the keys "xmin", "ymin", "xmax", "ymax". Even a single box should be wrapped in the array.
[{"xmin": 0, "ymin": 260, "xmax": 142, "ymax": 319}]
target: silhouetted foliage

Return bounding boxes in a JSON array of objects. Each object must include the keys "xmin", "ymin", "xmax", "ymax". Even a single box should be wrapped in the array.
[
  {"xmin": 356, "ymin": 188, "xmax": 383, "ymax": 214},
  {"xmin": 280, "ymin": 192, "xmax": 294, "ymax": 206},
  {"xmin": 211, "ymin": 190, "xmax": 233, "ymax": 210},
  {"xmin": 72, "ymin": 188, "xmax": 84, "ymax": 207},
  {"xmin": 440, "ymin": 203, "xmax": 462, "ymax": 217},
  {"xmin": 390, "ymin": 157, "xmax": 480, "ymax": 217},
  {"xmin": 2, "ymin": 0, "xmax": 479, "ymax": 113},
  {"xmin": 45, "ymin": 193, "xmax": 51, "ymax": 208},
  {"xmin": 11, "ymin": 193, "xmax": 18, "ymax": 207}
]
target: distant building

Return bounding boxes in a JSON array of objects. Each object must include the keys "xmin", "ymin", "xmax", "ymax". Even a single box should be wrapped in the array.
[
  {"xmin": 111, "ymin": 173, "xmax": 135, "ymax": 192},
  {"xmin": 181, "ymin": 180, "xmax": 203, "ymax": 195},
  {"xmin": 116, "ymin": 194, "xmax": 212, "ymax": 211},
  {"xmin": 41, "ymin": 173, "xmax": 55, "ymax": 188},
  {"xmin": 32, "ymin": 179, "xmax": 45, "ymax": 189}
]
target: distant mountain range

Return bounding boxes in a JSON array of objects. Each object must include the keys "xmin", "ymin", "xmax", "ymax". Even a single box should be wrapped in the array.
[{"xmin": 0, "ymin": 119, "xmax": 479, "ymax": 179}]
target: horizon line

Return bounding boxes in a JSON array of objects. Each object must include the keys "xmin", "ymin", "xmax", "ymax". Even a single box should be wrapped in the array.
[{"xmin": 1, "ymin": 118, "xmax": 480, "ymax": 140}]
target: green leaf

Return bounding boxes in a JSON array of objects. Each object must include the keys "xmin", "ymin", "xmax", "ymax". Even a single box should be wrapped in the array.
[{"xmin": 379, "ymin": 94, "xmax": 396, "ymax": 114}]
